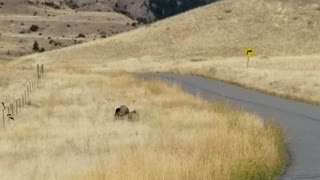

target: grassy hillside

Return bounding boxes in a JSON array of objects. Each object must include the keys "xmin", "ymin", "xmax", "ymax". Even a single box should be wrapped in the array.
[
  {"xmin": 15, "ymin": 0, "xmax": 320, "ymax": 104},
  {"xmin": 0, "ymin": 0, "xmax": 291, "ymax": 179},
  {"xmin": 0, "ymin": 0, "xmax": 139, "ymax": 60},
  {"xmin": 24, "ymin": 0, "xmax": 320, "ymax": 58}
]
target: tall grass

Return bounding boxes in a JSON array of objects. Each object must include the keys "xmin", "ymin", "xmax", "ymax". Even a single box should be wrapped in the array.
[{"xmin": 0, "ymin": 63, "xmax": 285, "ymax": 180}]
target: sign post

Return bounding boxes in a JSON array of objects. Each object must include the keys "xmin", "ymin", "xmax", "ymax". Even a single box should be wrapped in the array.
[{"xmin": 245, "ymin": 48, "xmax": 254, "ymax": 68}]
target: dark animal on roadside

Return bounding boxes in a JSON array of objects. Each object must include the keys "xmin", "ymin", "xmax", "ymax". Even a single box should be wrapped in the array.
[{"xmin": 114, "ymin": 105, "xmax": 129, "ymax": 120}]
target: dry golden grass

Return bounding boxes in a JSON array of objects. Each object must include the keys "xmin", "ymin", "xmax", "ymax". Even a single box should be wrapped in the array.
[
  {"xmin": 0, "ymin": 61, "xmax": 285, "ymax": 180},
  {"xmin": 0, "ymin": 1, "xmax": 137, "ymax": 61},
  {"xmin": 172, "ymin": 55, "xmax": 320, "ymax": 105},
  {"xmin": 2, "ymin": 0, "xmax": 309, "ymax": 178},
  {"xmin": 9, "ymin": 0, "xmax": 320, "ymax": 104}
]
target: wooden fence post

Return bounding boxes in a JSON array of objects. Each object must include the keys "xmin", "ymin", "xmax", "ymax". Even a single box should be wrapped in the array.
[
  {"xmin": 16, "ymin": 99, "xmax": 18, "ymax": 116},
  {"xmin": 41, "ymin": 64, "xmax": 44, "ymax": 76},
  {"xmin": 17, "ymin": 98, "xmax": 20, "ymax": 113},
  {"xmin": 26, "ymin": 85, "xmax": 28, "ymax": 98},
  {"xmin": 37, "ymin": 64, "xmax": 41, "ymax": 80},
  {"xmin": 22, "ymin": 94, "xmax": 24, "ymax": 108},
  {"xmin": 2, "ymin": 108, "xmax": 5, "ymax": 129},
  {"xmin": 37, "ymin": 64, "xmax": 40, "ymax": 76},
  {"xmin": 27, "ymin": 85, "xmax": 29, "ymax": 100},
  {"xmin": 11, "ymin": 104, "xmax": 14, "ymax": 119},
  {"xmin": 7, "ymin": 107, "xmax": 10, "ymax": 125},
  {"xmin": 24, "ymin": 91, "xmax": 27, "ymax": 105}
]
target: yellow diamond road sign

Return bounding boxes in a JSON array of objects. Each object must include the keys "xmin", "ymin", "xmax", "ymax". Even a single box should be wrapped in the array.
[{"xmin": 245, "ymin": 48, "xmax": 254, "ymax": 57}]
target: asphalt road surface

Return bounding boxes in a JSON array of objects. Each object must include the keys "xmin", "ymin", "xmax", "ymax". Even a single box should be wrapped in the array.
[{"xmin": 136, "ymin": 72, "xmax": 320, "ymax": 180}]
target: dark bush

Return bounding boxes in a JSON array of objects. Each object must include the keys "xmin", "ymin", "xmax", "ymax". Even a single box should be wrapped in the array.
[
  {"xmin": 131, "ymin": 22, "xmax": 137, "ymax": 27},
  {"xmin": 29, "ymin": 25, "xmax": 39, "ymax": 32},
  {"xmin": 77, "ymin": 33, "xmax": 86, "ymax": 38},
  {"xmin": 33, "ymin": 41, "xmax": 45, "ymax": 53},
  {"xmin": 44, "ymin": 1, "xmax": 60, "ymax": 9},
  {"xmin": 136, "ymin": 17, "xmax": 148, "ymax": 24},
  {"xmin": 33, "ymin": 41, "xmax": 40, "ymax": 52}
]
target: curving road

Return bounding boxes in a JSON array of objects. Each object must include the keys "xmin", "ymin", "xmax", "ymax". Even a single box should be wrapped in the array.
[{"xmin": 136, "ymin": 72, "xmax": 320, "ymax": 180}]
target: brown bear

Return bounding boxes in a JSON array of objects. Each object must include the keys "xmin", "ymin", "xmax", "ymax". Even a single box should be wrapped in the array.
[{"xmin": 114, "ymin": 105, "xmax": 129, "ymax": 120}]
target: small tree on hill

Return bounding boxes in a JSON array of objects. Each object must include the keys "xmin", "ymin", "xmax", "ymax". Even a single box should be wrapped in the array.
[
  {"xmin": 33, "ymin": 41, "xmax": 45, "ymax": 53},
  {"xmin": 33, "ymin": 41, "xmax": 40, "ymax": 52}
]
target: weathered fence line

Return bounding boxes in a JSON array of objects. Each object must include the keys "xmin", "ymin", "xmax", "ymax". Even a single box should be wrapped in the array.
[
  {"xmin": 2, "ymin": 109, "xmax": 5, "ymax": 129},
  {"xmin": 1, "ymin": 64, "xmax": 45, "ymax": 129},
  {"xmin": 7, "ymin": 107, "xmax": 10, "ymax": 125}
]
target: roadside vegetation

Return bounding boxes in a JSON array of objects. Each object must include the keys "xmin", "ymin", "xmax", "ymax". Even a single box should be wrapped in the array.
[
  {"xmin": 171, "ymin": 55, "xmax": 320, "ymax": 106},
  {"xmin": 19, "ymin": 0, "xmax": 319, "ymax": 105},
  {"xmin": 0, "ymin": 61, "xmax": 285, "ymax": 180},
  {"xmin": 2, "ymin": 0, "xmax": 310, "ymax": 178}
]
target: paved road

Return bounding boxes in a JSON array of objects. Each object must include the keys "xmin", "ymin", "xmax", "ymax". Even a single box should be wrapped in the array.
[{"xmin": 136, "ymin": 72, "xmax": 320, "ymax": 180}]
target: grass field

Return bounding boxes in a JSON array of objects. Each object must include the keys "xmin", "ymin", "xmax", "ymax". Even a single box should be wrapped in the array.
[
  {"xmin": 0, "ymin": 61, "xmax": 286, "ymax": 179},
  {"xmin": 13, "ymin": 0, "xmax": 319, "ymax": 105},
  {"xmin": 4, "ymin": 0, "xmax": 317, "ymax": 178},
  {"xmin": 0, "ymin": 1, "xmax": 137, "ymax": 61},
  {"xmin": 172, "ymin": 55, "xmax": 320, "ymax": 105}
]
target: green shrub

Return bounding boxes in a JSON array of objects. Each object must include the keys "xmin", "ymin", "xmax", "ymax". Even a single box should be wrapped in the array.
[{"xmin": 231, "ymin": 160, "xmax": 274, "ymax": 180}]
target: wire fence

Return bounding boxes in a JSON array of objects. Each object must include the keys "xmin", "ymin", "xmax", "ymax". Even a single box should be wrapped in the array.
[{"xmin": 1, "ymin": 64, "xmax": 45, "ymax": 129}]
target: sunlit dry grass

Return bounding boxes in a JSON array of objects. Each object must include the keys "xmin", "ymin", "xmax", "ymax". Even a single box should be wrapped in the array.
[
  {"xmin": 1, "ymin": 0, "xmax": 308, "ymax": 178},
  {"xmin": 0, "ymin": 62, "xmax": 285, "ymax": 180},
  {"xmin": 9, "ymin": 0, "xmax": 320, "ymax": 105},
  {"xmin": 171, "ymin": 55, "xmax": 320, "ymax": 105}
]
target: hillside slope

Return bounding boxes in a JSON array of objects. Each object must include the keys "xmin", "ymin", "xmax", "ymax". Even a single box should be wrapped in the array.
[
  {"xmin": 0, "ymin": 2, "xmax": 288, "ymax": 179},
  {"xmin": 0, "ymin": 0, "xmax": 220, "ymax": 61},
  {"xmin": 64, "ymin": 0, "xmax": 155, "ymax": 23},
  {"xmin": 28, "ymin": 0, "xmax": 320, "ymax": 63},
  {"xmin": 65, "ymin": 0, "xmax": 218, "ymax": 23},
  {"xmin": 0, "ymin": 0, "xmax": 139, "ymax": 60},
  {"xmin": 14, "ymin": 0, "xmax": 320, "ymax": 105}
]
